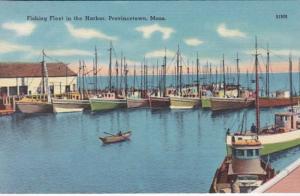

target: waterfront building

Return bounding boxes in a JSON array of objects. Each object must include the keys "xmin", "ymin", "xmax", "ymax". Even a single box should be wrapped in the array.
[{"xmin": 0, "ymin": 62, "xmax": 77, "ymax": 97}]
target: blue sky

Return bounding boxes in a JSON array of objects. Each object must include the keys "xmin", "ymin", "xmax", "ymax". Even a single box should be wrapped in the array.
[{"xmin": 0, "ymin": 1, "xmax": 299, "ymax": 74}]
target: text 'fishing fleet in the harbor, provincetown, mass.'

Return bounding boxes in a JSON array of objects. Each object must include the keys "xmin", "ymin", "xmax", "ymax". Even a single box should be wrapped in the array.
[{"xmin": 26, "ymin": 15, "xmax": 166, "ymax": 22}]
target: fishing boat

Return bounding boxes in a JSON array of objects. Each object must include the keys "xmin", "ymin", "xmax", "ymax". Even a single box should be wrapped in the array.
[
  {"xmin": 149, "ymin": 49, "xmax": 170, "ymax": 109},
  {"xmin": 227, "ymin": 49, "xmax": 300, "ymax": 155},
  {"xmin": 89, "ymin": 92, "xmax": 127, "ymax": 112},
  {"xmin": 127, "ymin": 92, "xmax": 149, "ymax": 108},
  {"xmin": 99, "ymin": 131, "xmax": 131, "ymax": 144},
  {"xmin": 259, "ymin": 46, "xmax": 300, "ymax": 108},
  {"xmin": 259, "ymin": 96, "xmax": 300, "ymax": 108},
  {"xmin": 211, "ymin": 97, "xmax": 255, "ymax": 111},
  {"xmin": 169, "ymin": 96, "xmax": 200, "ymax": 109},
  {"xmin": 209, "ymin": 137, "xmax": 276, "ymax": 193},
  {"xmin": 16, "ymin": 50, "xmax": 53, "ymax": 114},
  {"xmin": 17, "ymin": 96, "xmax": 53, "ymax": 114},
  {"xmin": 52, "ymin": 97, "xmax": 90, "ymax": 113},
  {"xmin": 169, "ymin": 49, "xmax": 200, "ymax": 109},
  {"xmin": 149, "ymin": 95, "xmax": 170, "ymax": 109}
]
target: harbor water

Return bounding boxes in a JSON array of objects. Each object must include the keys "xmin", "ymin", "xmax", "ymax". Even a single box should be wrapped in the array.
[{"xmin": 0, "ymin": 107, "xmax": 299, "ymax": 193}]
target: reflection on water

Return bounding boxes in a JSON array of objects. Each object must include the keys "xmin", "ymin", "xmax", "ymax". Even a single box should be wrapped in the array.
[{"xmin": 0, "ymin": 106, "xmax": 299, "ymax": 193}]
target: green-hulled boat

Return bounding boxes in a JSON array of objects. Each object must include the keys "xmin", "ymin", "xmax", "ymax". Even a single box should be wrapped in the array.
[
  {"xmin": 170, "ymin": 96, "xmax": 200, "ymax": 109},
  {"xmin": 89, "ymin": 93, "xmax": 127, "ymax": 112},
  {"xmin": 201, "ymin": 97, "xmax": 211, "ymax": 108}
]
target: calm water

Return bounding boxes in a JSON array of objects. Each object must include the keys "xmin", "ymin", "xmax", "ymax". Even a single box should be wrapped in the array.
[{"xmin": 0, "ymin": 107, "xmax": 300, "ymax": 193}]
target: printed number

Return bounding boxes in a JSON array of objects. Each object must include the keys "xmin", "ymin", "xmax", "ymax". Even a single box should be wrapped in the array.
[{"xmin": 276, "ymin": 14, "xmax": 287, "ymax": 19}]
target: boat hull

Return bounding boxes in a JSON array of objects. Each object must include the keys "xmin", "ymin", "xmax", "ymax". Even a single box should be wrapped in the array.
[
  {"xmin": 209, "ymin": 156, "xmax": 275, "ymax": 193},
  {"xmin": 169, "ymin": 96, "xmax": 200, "ymax": 109},
  {"xmin": 226, "ymin": 129, "xmax": 300, "ymax": 155},
  {"xmin": 149, "ymin": 97, "xmax": 170, "ymax": 109},
  {"xmin": 211, "ymin": 97, "xmax": 254, "ymax": 111},
  {"xmin": 201, "ymin": 97, "xmax": 212, "ymax": 108},
  {"xmin": 89, "ymin": 98, "xmax": 127, "ymax": 112},
  {"xmin": 99, "ymin": 131, "xmax": 131, "ymax": 144},
  {"xmin": 16, "ymin": 102, "xmax": 53, "ymax": 114},
  {"xmin": 259, "ymin": 97, "xmax": 300, "ymax": 108},
  {"xmin": 127, "ymin": 98, "xmax": 149, "ymax": 108},
  {"xmin": 52, "ymin": 98, "xmax": 90, "ymax": 113}
]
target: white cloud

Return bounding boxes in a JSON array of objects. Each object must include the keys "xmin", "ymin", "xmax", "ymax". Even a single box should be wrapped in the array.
[
  {"xmin": 184, "ymin": 38, "xmax": 204, "ymax": 46},
  {"xmin": 136, "ymin": 23, "xmax": 175, "ymax": 40},
  {"xmin": 217, "ymin": 23, "xmax": 246, "ymax": 38},
  {"xmin": 0, "ymin": 40, "xmax": 32, "ymax": 53},
  {"xmin": 145, "ymin": 49, "xmax": 176, "ymax": 58},
  {"xmin": 65, "ymin": 22, "xmax": 117, "ymax": 41},
  {"xmin": 44, "ymin": 49, "xmax": 93, "ymax": 57},
  {"xmin": 2, "ymin": 21, "xmax": 36, "ymax": 36}
]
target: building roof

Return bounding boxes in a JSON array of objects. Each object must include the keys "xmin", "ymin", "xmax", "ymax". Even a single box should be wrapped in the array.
[{"xmin": 0, "ymin": 62, "xmax": 77, "ymax": 78}]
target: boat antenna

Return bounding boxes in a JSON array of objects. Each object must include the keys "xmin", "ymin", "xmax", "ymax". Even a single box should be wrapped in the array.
[
  {"xmin": 255, "ymin": 36, "xmax": 260, "ymax": 136},
  {"xmin": 41, "ymin": 49, "xmax": 45, "ymax": 94}
]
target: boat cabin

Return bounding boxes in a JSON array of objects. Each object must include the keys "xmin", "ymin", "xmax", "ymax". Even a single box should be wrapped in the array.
[
  {"xmin": 98, "ymin": 92, "xmax": 116, "ymax": 99},
  {"xmin": 228, "ymin": 137, "xmax": 266, "ymax": 193},
  {"xmin": 275, "ymin": 112, "xmax": 300, "ymax": 131}
]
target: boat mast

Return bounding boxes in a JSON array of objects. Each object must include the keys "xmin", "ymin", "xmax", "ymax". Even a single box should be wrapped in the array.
[
  {"xmin": 94, "ymin": 46, "xmax": 98, "ymax": 93},
  {"xmin": 236, "ymin": 53, "xmax": 240, "ymax": 97},
  {"xmin": 222, "ymin": 54, "xmax": 226, "ymax": 97},
  {"xmin": 196, "ymin": 52, "xmax": 200, "ymax": 97},
  {"xmin": 115, "ymin": 60, "xmax": 119, "ymax": 94},
  {"xmin": 163, "ymin": 48, "xmax": 167, "ymax": 97},
  {"xmin": 108, "ymin": 42, "xmax": 112, "ymax": 92},
  {"xmin": 209, "ymin": 63, "xmax": 212, "ymax": 85},
  {"xmin": 82, "ymin": 60, "xmax": 86, "ymax": 98},
  {"xmin": 255, "ymin": 36, "xmax": 260, "ymax": 134},
  {"xmin": 179, "ymin": 52, "xmax": 182, "ymax": 96},
  {"xmin": 289, "ymin": 54, "xmax": 293, "ymax": 113},
  {"xmin": 299, "ymin": 58, "xmax": 300, "ymax": 96},
  {"xmin": 133, "ymin": 64, "xmax": 136, "ymax": 91},
  {"xmin": 42, "ymin": 49, "xmax": 50, "ymax": 103},
  {"xmin": 41, "ymin": 50, "xmax": 45, "ymax": 94},
  {"xmin": 140, "ymin": 62, "xmax": 143, "ymax": 93},
  {"xmin": 78, "ymin": 60, "xmax": 82, "ymax": 99},
  {"xmin": 176, "ymin": 45, "xmax": 180, "ymax": 95},
  {"xmin": 266, "ymin": 44, "xmax": 270, "ymax": 97},
  {"xmin": 124, "ymin": 57, "xmax": 128, "ymax": 97}
]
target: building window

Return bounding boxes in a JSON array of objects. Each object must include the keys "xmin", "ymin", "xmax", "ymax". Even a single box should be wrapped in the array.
[{"xmin": 255, "ymin": 149, "xmax": 259, "ymax": 156}]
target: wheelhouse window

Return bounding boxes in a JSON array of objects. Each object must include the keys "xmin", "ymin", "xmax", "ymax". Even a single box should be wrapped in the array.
[
  {"xmin": 247, "ymin": 149, "xmax": 254, "ymax": 157},
  {"xmin": 236, "ymin": 149, "xmax": 244, "ymax": 156}
]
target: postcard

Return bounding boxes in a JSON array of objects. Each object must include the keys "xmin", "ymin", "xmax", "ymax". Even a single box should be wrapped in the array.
[{"xmin": 0, "ymin": 0, "xmax": 299, "ymax": 194}]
